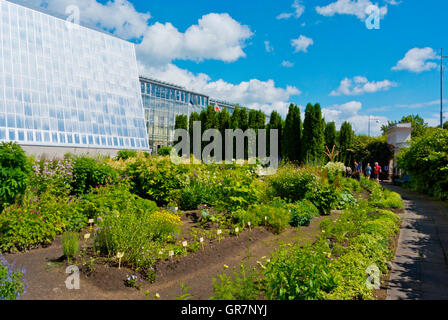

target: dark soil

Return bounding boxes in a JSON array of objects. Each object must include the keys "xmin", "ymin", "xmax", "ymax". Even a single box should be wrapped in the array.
[{"xmin": 4, "ymin": 210, "xmax": 337, "ymax": 300}]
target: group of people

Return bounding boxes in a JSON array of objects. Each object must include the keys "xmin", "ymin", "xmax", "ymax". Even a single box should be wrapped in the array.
[{"xmin": 346, "ymin": 161, "xmax": 388, "ymax": 182}]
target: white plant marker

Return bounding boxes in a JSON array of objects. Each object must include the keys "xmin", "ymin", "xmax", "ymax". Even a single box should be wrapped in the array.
[
  {"xmin": 200, "ymin": 237, "xmax": 205, "ymax": 250},
  {"xmin": 84, "ymin": 233, "xmax": 91, "ymax": 240},
  {"xmin": 248, "ymin": 221, "xmax": 252, "ymax": 231},
  {"xmin": 182, "ymin": 241, "xmax": 188, "ymax": 248},
  {"xmin": 217, "ymin": 229, "xmax": 222, "ymax": 235},
  {"xmin": 117, "ymin": 252, "xmax": 124, "ymax": 269},
  {"xmin": 169, "ymin": 250, "xmax": 174, "ymax": 259}
]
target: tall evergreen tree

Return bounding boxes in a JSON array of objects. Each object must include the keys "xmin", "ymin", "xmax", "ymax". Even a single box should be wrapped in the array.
[
  {"xmin": 283, "ymin": 104, "xmax": 302, "ymax": 161},
  {"xmin": 267, "ymin": 111, "xmax": 283, "ymax": 158},
  {"xmin": 189, "ymin": 112, "xmax": 200, "ymax": 155},
  {"xmin": 339, "ymin": 121, "xmax": 354, "ymax": 165},
  {"xmin": 325, "ymin": 121, "xmax": 337, "ymax": 150},
  {"xmin": 218, "ymin": 108, "xmax": 231, "ymax": 158},
  {"xmin": 301, "ymin": 103, "xmax": 325, "ymax": 164}
]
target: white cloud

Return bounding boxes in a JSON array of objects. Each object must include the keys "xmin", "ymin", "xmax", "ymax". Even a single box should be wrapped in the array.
[
  {"xmin": 316, "ymin": 0, "xmax": 388, "ymax": 21},
  {"xmin": 140, "ymin": 63, "xmax": 301, "ymax": 117},
  {"xmin": 392, "ymin": 47, "xmax": 438, "ymax": 73},
  {"xmin": 330, "ymin": 76, "xmax": 397, "ymax": 96},
  {"xmin": 322, "ymin": 101, "xmax": 388, "ymax": 136},
  {"xmin": 396, "ymin": 100, "xmax": 444, "ymax": 109},
  {"xmin": 291, "ymin": 35, "xmax": 313, "ymax": 53},
  {"xmin": 281, "ymin": 61, "xmax": 295, "ymax": 68},
  {"xmin": 137, "ymin": 13, "xmax": 253, "ymax": 65},
  {"xmin": 264, "ymin": 40, "xmax": 274, "ymax": 53},
  {"xmin": 19, "ymin": 0, "xmax": 299, "ymax": 116},
  {"xmin": 277, "ymin": 0, "xmax": 305, "ymax": 20},
  {"xmin": 18, "ymin": 0, "xmax": 151, "ymax": 39}
]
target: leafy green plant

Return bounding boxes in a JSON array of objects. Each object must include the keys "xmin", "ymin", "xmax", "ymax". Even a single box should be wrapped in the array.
[
  {"xmin": 267, "ymin": 166, "xmax": 319, "ymax": 203},
  {"xmin": 61, "ymin": 232, "xmax": 79, "ymax": 262},
  {"xmin": 180, "ymin": 180, "xmax": 215, "ymax": 210},
  {"xmin": 0, "ymin": 142, "xmax": 32, "ymax": 209},
  {"xmin": 157, "ymin": 146, "xmax": 173, "ymax": 156},
  {"xmin": 0, "ymin": 254, "xmax": 26, "ymax": 300},
  {"xmin": 287, "ymin": 200, "xmax": 319, "ymax": 227},
  {"xmin": 211, "ymin": 264, "xmax": 262, "ymax": 300},
  {"xmin": 72, "ymin": 156, "xmax": 118, "ymax": 195},
  {"xmin": 305, "ymin": 184, "xmax": 340, "ymax": 215},
  {"xmin": 94, "ymin": 209, "xmax": 181, "ymax": 269},
  {"xmin": 115, "ymin": 150, "xmax": 138, "ymax": 161}
]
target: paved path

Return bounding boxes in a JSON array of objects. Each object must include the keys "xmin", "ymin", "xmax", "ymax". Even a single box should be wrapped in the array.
[{"xmin": 385, "ymin": 185, "xmax": 448, "ymax": 300}]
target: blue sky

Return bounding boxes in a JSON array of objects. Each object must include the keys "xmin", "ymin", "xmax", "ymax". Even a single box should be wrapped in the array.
[{"xmin": 12, "ymin": 0, "xmax": 448, "ymax": 135}]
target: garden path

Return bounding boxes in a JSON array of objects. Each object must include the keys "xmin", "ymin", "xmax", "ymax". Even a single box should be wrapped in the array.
[{"xmin": 384, "ymin": 184, "xmax": 448, "ymax": 299}]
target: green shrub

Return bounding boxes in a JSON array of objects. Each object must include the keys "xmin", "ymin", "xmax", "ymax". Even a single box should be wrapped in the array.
[
  {"xmin": 0, "ymin": 142, "xmax": 32, "ymax": 209},
  {"xmin": 157, "ymin": 146, "xmax": 173, "ymax": 156},
  {"xmin": 305, "ymin": 184, "xmax": 340, "ymax": 215},
  {"xmin": 287, "ymin": 201, "xmax": 319, "ymax": 227},
  {"xmin": 124, "ymin": 157, "xmax": 188, "ymax": 206},
  {"xmin": 94, "ymin": 209, "xmax": 181, "ymax": 269},
  {"xmin": 0, "ymin": 193, "xmax": 87, "ymax": 252},
  {"xmin": 81, "ymin": 182, "xmax": 158, "ymax": 220},
  {"xmin": 264, "ymin": 242, "xmax": 340, "ymax": 300},
  {"xmin": 267, "ymin": 166, "xmax": 318, "ymax": 203},
  {"xmin": 324, "ymin": 162, "xmax": 345, "ymax": 184},
  {"xmin": 369, "ymin": 185, "xmax": 404, "ymax": 209},
  {"xmin": 115, "ymin": 150, "xmax": 138, "ymax": 161},
  {"xmin": 0, "ymin": 254, "xmax": 26, "ymax": 300},
  {"xmin": 31, "ymin": 158, "xmax": 73, "ymax": 196},
  {"xmin": 180, "ymin": 180, "xmax": 215, "ymax": 210},
  {"xmin": 336, "ymin": 190, "xmax": 357, "ymax": 209},
  {"xmin": 253, "ymin": 203, "xmax": 291, "ymax": 234},
  {"xmin": 61, "ymin": 232, "xmax": 79, "ymax": 262},
  {"xmin": 211, "ymin": 264, "xmax": 262, "ymax": 300},
  {"xmin": 72, "ymin": 157, "xmax": 118, "ymax": 195},
  {"xmin": 398, "ymin": 128, "xmax": 448, "ymax": 200}
]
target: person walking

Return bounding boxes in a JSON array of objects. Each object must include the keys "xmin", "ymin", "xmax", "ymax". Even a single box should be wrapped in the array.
[
  {"xmin": 365, "ymin": 163, "xmax": 372, "ymax": 179},
  {"xmin": 373, "ymin": 162, "xmax": 382, "ymax": 182}
]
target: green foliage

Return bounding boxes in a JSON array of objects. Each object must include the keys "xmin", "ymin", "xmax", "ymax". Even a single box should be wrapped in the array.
[
  {"xmin": 180, "ymin": 180, "xmax": 215, "ymax": 210},
  {"xmin": 382, "ymin": 114, "xmax": 428, "ymax": 139},
  {"xmin": 0, "ymin": 192, "xmax": 86, "ymax": 252},
  {"xmin": 323, "ymin": 162, "xmax": 345, "ymax": 184},
  {"xmin": 287, "ymin": 200, "xmax": 319, "ymax": 227},
  {"xmin": 61, "ymin": 232, "xmax": 79, "ymax": 261},
  {"xmin": 72, "ymin": 156, "xmax": 118, "ymax": 195},
  {"xmin": 398, "ymin": 128, "xmax": 448, "ymax": 200},
  {"xmin": 325, "ymin": 122, "xmax": 337, "ymax": 151},
  {"xmin": 157, "ymin": 146, "xmax": 173, "ymax": 157},
  {"xmin": 339, "ymin": 121, "xmax": 354, "ymax": 166},
  {"xmin": 0, "ymin": 254, "xmax": 26, "ymax": 300},
  {"xmin": 0, "ymin": 142, "xmax": 32, "ymax": 208},
  {"xmin": 305, "ymin": 184, "xmax": 340, "ymax": 215},
  {"xmin": 30, "ymin": 158, "xmax": 73, "ymax": 197},
  {"xmin": 211, "ymin": 264, "xmax": 262, "ymax": 300},
  {"xmin": 265, "ymin": 242, "xmax": 340, "ymax": 300},
  {"xmin": 115, "ymin": 150, "xmax": 138, "ymax": 161},
  {"xmin": 282, "ymin": 104, "xmax": 302, "ymax": 162},
  {"xmin": 301, "ymin": 103, "xmax": 325, "ymax": 164},
  {"xmin": 336, "ymin": 190, "xmax": 357, "ymax": 209},
  {"xmin": 267, "ymin": 166, "xmax": 319, "ymax": 203},
  {"xmin": 94, "ymin": 209, "xmax": 181, "ymax": 269},
  {"xmin": 369, "ymin": 184, "xmax": 404, "ymax": 209},
  {"xmin": 124, "ymin": 157, "xmax": 189, "ymax": 206},
  {"xmin": 81, "ymin": 181, "xmax": 158, "ymax": 220},
  {"xmin": 263, "ymin": 202, "xmax": 401, "ymax": 300}
]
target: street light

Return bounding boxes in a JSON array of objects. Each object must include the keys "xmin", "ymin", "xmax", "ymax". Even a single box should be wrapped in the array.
[{"xmin": 368, "ymin": 115, "xmax": 381, "ymax": 137}]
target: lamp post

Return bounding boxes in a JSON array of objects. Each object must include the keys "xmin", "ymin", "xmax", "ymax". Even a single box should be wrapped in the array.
[{"xmin": 368, "ymin": 116, "xmax": 381, "ymax": 137}]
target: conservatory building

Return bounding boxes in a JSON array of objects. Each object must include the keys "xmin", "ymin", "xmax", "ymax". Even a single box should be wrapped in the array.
[{"xmin": 0, "ymin": 0, "xmax": 149, "ymax": 157}]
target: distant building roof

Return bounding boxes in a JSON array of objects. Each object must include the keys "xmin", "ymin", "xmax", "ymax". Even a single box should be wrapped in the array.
[{"xmin": 388, "ymin": 123, "xmax": 412, "ymax": 130}]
